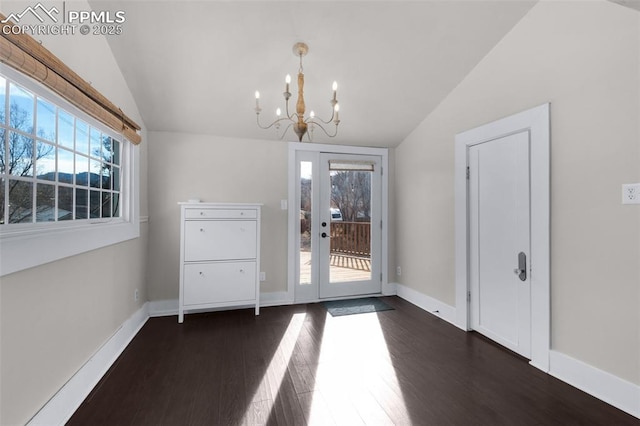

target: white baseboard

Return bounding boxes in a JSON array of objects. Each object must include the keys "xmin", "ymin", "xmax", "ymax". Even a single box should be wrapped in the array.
[
  {"xmin": 260, "ymin": 291, "xmax": 294, "ymax": 307},
  {"xmin": 549, "ymin": 350, "xmax": 640, "ymax": 419},
  {"xmin": 27, "ymin": 303, "xmax": 150, "ymax": 426},
  {"xmin": 382, "ymin": 281, "xmax": 397, "ymax": 296},
  {"xmin": 148, "ymin": 292, "xmax": 294, "ymax": 317},
  {"xmin": 148, "ymin": 299, "xmax": 178, "ymax": 317},
  {"xmin": 395, "ymin": 283, "xmax": 458, "ymax": 328}
]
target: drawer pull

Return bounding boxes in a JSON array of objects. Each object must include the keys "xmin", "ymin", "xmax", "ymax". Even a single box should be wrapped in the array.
[
  {"xmin": 200, "ymin": 212, "xmax": 204, "ymax": 215},
  {"xmin": 199, "ymin": 271, "xmax": 204, "ymax": 276},
  {"xmin": 239, "ymin": 269, "xmax": 244, "ymax": 273},
  {"xmin": 200, "ymin": 228, "xmax": 204, "ymax": 232},
  {"xmin": 240, "ymin": 212, "xmax": 244, "ymax": 215}
]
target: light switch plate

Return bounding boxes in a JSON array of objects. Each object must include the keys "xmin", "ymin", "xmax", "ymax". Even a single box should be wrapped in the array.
[{"xmin": 622, "ymin": 183, "xmax": 640, "ymax": 204}]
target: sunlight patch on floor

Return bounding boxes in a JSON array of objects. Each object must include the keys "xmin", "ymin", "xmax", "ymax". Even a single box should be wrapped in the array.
[
  {"xmin": 241, "ymin": 312, "xmax": 307, "ymax": 424},
  {"xmin": 306, "ymin": 311, "xmax": 411, "ymax": 425}
]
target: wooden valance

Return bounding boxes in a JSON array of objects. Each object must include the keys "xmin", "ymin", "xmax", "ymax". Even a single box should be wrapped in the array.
[{"xmin": 0, "ymin": 14, "xmax": 142, "ymax": 144}]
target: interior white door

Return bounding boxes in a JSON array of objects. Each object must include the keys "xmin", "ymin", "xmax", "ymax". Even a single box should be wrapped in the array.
[
  {"xmin": 469, "ymin": 131, "xmax": 531, "ymax": 358},
  {"xmin": 318, "ymin": 153, "xmax": 382, "ymax": 298}
]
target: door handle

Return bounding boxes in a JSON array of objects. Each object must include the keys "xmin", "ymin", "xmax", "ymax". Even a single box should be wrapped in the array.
[
  {"xmin": 321, "ymin": 232, "xmax": 330, "ymax": 238},
  {"xmin": 513, "ymin": 252, "xmax": 527, "ymax": 281}
]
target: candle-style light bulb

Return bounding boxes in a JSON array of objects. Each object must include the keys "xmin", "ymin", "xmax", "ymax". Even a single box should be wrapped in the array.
[
  {"xmin": 255, "ymin": 91, "xmax": 260, "ymax": 99},
  {"xmin": 334, "ymin": 103, "xmax": 340, "ymax": 122},
  {"xmin": 276, "ymin": 107, "xmax": 281, "ymax": 117},
  {"xmin": 310, "ymin": 110, "xmax": 315, "ymax": 119},
  {"xmin": 332, "ymin": 81, "xmax": 338, "ymax": 101},
  {"xmin": 255, "ymin": 91, "xmax": 260, "ymax": 110},
  {"xmin": 285, "ymin": 74, "xmax": 291, "ymax": 93}
]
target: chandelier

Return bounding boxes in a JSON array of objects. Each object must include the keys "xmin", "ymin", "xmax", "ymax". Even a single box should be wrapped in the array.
[{"xmin": 254, "ymin": 42, "xmax": 340, "ymax": 142}]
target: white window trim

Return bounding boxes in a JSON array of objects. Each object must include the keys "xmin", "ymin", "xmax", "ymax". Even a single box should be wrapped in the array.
[{"xmin": 0, "ymin": 66, "xmax": 140, "ymax": 276}]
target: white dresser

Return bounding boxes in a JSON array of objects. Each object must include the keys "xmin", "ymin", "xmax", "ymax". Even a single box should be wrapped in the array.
[{"xmin": 178, "ymin": 202, "xmax": 262, "ymax": 323}]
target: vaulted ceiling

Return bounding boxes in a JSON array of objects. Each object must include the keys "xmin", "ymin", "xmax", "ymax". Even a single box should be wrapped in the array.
[{"xmin": 92, "ymin": 1, "xmax": 537, "ymax": 147}]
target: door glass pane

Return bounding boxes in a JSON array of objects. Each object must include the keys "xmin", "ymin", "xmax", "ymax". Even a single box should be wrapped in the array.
[
  {"xmin": 300, "ymin": 161, "xmax": 312, "ymax": 286},
  {"xmin": 329, "ymin": 165, "xmax": 372, "ymax": 283}
]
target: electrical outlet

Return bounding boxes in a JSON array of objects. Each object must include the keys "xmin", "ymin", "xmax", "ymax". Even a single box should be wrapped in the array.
[
  {"xmin": 260, "ymin": 272, "xmax": 266, "ymax": 282},
  {"xmin": 396, "ymin": 266, "xmax": 402, "ymax": 276},
  {"xmin": 622, "ymin": 183, "xmax": 640, "ymax": 205},
  {"xmin": 134, "ymin": 288, "xmax": 139, "ymax": 302}
]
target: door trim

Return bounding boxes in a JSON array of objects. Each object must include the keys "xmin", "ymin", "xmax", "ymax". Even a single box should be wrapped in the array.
[
  {"xmin": 454, "ymin": 104, "xmax": 550, "ymax": 372},
  {"xmin": 287, "ymin": 142, "xmax": 390, "ymax": 304}
]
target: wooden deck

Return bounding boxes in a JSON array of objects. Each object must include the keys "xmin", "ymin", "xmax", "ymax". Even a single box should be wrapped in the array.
[{"xmin": 299, "ymin": 251, "xmax": 371, "ymax": 284}]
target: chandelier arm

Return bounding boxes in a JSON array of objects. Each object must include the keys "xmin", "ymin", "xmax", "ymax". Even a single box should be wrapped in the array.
[
  {"xmin": 285, "ymin": 98, "xmax": 293, "ymax": 120},
  {"xmin": 308, "ymin": 108, "xmax": 336, "ymax": 125},
  {"xmin": 279, "ymin": 123, "xmax": 294, "ymax": 140},
  {"xmin": 257, "ymin": 115, "xmax": 293, "ymax": 130},
  {"xmin": 308, "ymin": 120, "xmax": 339, "ymax": 138}
]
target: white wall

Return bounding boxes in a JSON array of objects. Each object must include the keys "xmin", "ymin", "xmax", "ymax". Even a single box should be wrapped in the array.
[
  {"xmin": 147, "ymin": 132, "xmax": 289, "ymax": 301},
  {"xmin": 0, "ymin": 1, "xmax": 149, "ymax": 424},
  {"xmin": 147, "ymin": 133, "xmax": 399, "ymax": 307},
  {"xmin": 395, "ymin": 0, "xmax": 639, "ymax": 386}
]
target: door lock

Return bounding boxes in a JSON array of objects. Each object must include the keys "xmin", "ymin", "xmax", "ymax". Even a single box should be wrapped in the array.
[
  {"xmin": 513, "ymin": 252, "xmax": 527, "ymax": 281},
  {"xmin": 321, "ymin": 232, "xmax": 329, "ymax": 238}
]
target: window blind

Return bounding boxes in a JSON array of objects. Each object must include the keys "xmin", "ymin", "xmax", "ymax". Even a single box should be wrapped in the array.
[
  {"xmin": 0, "ymin": 14, "xmax": 142, "ymax": 144},
  {"xmin": 329, "ymin": 160, "xmax": 375, "ymax": 172}
]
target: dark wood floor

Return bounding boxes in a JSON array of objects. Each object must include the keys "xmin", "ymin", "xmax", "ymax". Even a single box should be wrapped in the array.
[{"xmin": 69, "ymin": 297, "xmax": 639, "ymax": 425}]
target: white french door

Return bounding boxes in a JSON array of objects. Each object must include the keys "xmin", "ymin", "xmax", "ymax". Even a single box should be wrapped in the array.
[{"xmin": 294, "ymin": 150, "xmax": 382, "ymax": 301}]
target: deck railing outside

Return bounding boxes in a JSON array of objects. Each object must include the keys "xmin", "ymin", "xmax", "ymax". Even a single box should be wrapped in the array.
[{"xmin": 330, "ymin": 221, "xmax": 371, "ymax": 257}]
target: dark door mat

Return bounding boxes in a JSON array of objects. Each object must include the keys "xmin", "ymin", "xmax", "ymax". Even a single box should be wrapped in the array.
[{"xmin": 323, "ymin": 297, "xmax": 394, "ymax": 317}]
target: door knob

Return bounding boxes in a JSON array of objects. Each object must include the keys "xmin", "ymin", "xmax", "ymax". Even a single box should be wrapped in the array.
[
  {"xmin": 322, "ymin": 222, "xmax": 327, "ymax": 227},
  {"xmin": 321, "ymin": 232, "xmax": 329, "ymax": 238}
]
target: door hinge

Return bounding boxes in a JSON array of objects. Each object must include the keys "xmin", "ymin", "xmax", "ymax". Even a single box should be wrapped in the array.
[
  {"xmin": 380, "ymin": 273, "xmax": 383, "ymax": 282},
  {"xmin": 466, "ymin": 166, "xmax": 470, "ymax": 180},
  {"xmin": 467, "ymin": 291, "xmax": 471, "ymax": 302},
  {"xmin": 380, "ymin": 166, "xmax": 383, "ymax": 176},
  {"xmin": 380, "ymin": 220, "xmax": 383, "ymax": 229}
]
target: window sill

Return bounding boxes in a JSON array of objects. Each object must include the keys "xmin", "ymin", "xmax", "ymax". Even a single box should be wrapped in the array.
[{"xmin": 0, "ymin": 219, "xmax": 140, "ymax": 276}]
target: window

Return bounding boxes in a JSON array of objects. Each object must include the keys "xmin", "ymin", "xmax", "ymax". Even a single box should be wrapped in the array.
[
  {"xmin": 0, "ymin": 73, "xmax": 124, "ymax": 225},
  {"xmin": 0, "ymin": 67, "xmax": 139, "ymax": 276}
]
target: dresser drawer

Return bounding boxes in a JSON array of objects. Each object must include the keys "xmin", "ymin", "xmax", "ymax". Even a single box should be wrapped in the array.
[
  {"xmin": 184, "ymin": 220, "xmax": 257, "ymax": 261},
  {"xmin": 183, "ymin": 262, "xmax": 256, "ymax": 306},
  {"xmin": 185, "ymin": 208, "xmax": 257, "ymax": 220}
]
